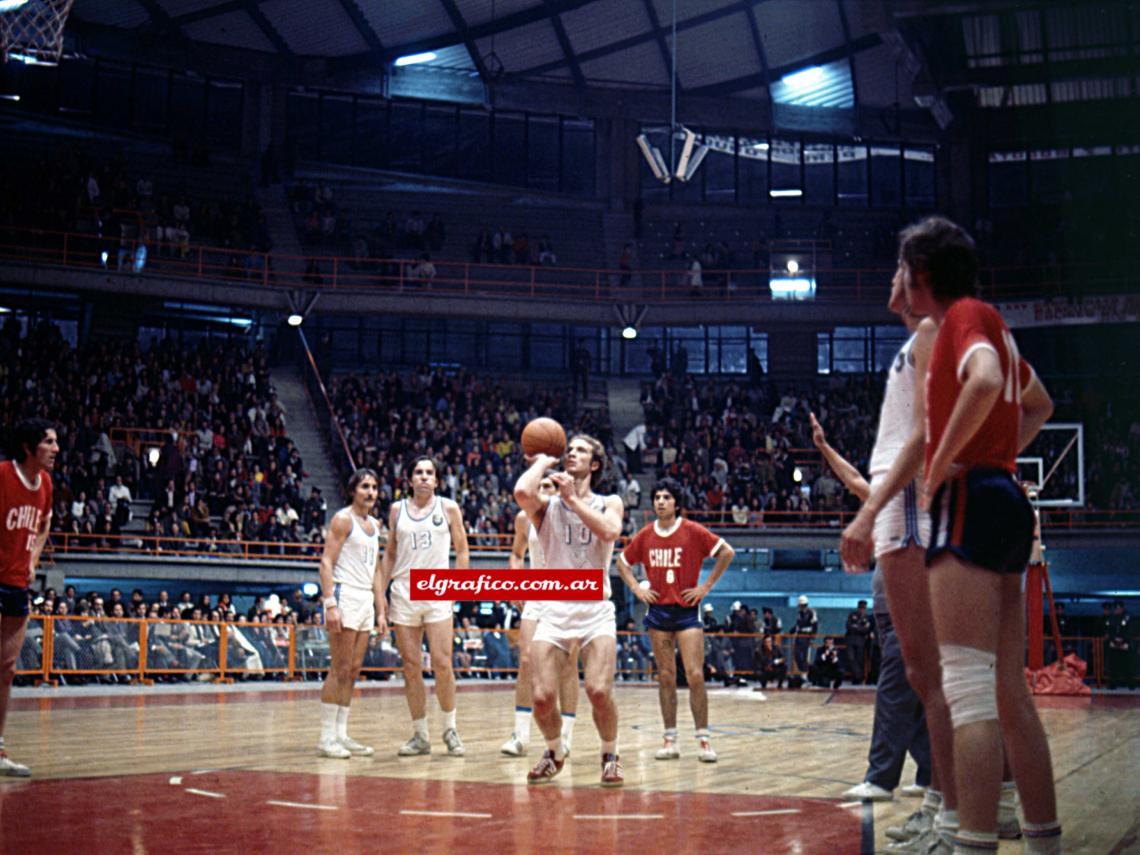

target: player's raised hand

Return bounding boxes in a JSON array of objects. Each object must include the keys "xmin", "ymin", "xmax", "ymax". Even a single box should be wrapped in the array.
[
  {"xmin": 549, "ymin": 471, "xmax": 575, "ymax": 500},
  {"xmin": 809, "ymin": 412, "xmax": 827, "ymax": 450}
]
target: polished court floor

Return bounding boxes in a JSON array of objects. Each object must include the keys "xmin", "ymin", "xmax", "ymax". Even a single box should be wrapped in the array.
[{"xmin": 2, "ymin": 680, "xmax": 1137, "ymax": 854}]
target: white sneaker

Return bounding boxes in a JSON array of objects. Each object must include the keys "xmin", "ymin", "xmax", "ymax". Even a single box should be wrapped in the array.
[
  {"xmin": 697, "ymin": 738, "xmax": 718, "ymax": 763},
  {"xmin": 0, "ymin": 749, "xmax": 31, "ymax": 777},
  {"xmin": 900, "ymin": 784, "xmax": 927, "ymax": 798},
  {"xmin": 398, "ymin": 733, "xmax": 432, "ymax": 756},
  {"xmin": 317, "ymin": 737, "xmax": 351, "ymax": 759},
  {"xmin": 442, "ymin": 728, "xmax": 465, "ymax": 757},
  {"xmin": 500, "ymin": 734, "xmax": 527, "ymax": 756},
  {"xmin": 842, "ymin": 781, "xmax": 893, "ymax": 801},
  {"xmin": 654, "ymin": 738, "xmax": 680, "ymax": 760},
  {"xmin": 886, "ymin": 809, "xmax": 933, "ymax": 842},
  {"xmin": 339, "ymin": 735, "xmax": 374, "ymax": 756}
]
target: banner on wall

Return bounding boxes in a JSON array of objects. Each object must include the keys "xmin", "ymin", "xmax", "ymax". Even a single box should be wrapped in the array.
[{"xmin": 997, "ymin": 295, "xmax": 1140, "ymax": 328}]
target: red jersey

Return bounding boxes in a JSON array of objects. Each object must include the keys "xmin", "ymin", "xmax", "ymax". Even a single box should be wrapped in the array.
[
  {"xmin": 621, "ymin": 518, "xmax": 724, "ymax": 607},
  {"xmin": 0, "ymin": 460, "xmax": 53, "ymax": 588},
  {"xmin": 925, "ymin": 298, "xmax": 1034, "ymax": 474}
]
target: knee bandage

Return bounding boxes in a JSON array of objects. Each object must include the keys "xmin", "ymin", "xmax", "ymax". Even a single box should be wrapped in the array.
[{"xmin": 939, "ymin": 644, "xmax": 998, "ymax": 728}]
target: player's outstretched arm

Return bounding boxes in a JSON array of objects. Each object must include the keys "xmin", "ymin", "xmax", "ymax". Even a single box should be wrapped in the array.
[
  {"xmin": 923, "ymin": 346, "xmax": 1004, "ymax": 506},
  {"xmin": 29, "ymin": 510, "xmax": 52, "ymax": 586},
  {"xmin": 320, "ymin": 511, "xmax": 352, "ymax": 633},
  {"xmin": 377, "ymin": 503, "xmax": 400, "ymax": 594},
  {"xmin": 446, "ymin": 501, "xmax": 470, "ymax": 569},
  {"xmin": 840, "ymin": 317, "xmax": 935, "ymax": 569},
  {"xmin": 514, "ymin": 454, "xmax": 558, "ymax": 528},
  {"xmin": 1018, "ymin": 367, "xmax": 1054, "ymax": 453},
  {"xmin": 508, "ymin": 511, "xmax": 528, "ymax": 571},
  {"xmin": 682, "ymin": 540, "xmax": 735, "ymax": 605},
  {"xmin": 810, "ymin": 413, "xmax": 870, "ymax": 501}
]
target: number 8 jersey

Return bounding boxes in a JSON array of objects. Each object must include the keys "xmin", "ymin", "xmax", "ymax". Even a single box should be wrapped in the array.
[{"xmin": 926, "ymin": 297, "xmax": 1035, "ymax": 474}]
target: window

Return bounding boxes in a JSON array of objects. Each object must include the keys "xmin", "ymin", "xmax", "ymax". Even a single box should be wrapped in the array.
[
  {"xmin": 904, "ymin": 147, "xmax": 936, "ymax": 207},
  {"xmin": 493, "ymin": 112, "xmax": 527, "ymax": 187},
  {"xmin": 321, "ymin": 95, "xmax": 354, "ymax": 165},
  {"xmin": 987, "ymin": 151, "xmax": 1029, "ymax": 207},
  {"xmin": 527, "ymin": 114, "xmax": 560, "ymax": 193},
  {"xmin": 423, "ymin": 104, "xmax": 458, "ymax": 177},
  {"xmin": 355, "ymin": 98, "xmax": 390, "ymax": 169},
  {"xmin": 389, "ymin": 101, "xmax": 423, "ymax": 171},
  {"xmin": 804, "ymin": 143, "xmax": 835, "ymax": 206},
  {"xmin": 837, "ymin": 145, "xmax": 868, "ymax": 206},
  {"xmin": 456, "ymin": 108, "xmax": 491, "ymax": 181},
  {"xmin": 738, "ymin": 135, "xmax": 769, "ymax": 204},
  {"xmin": 770, "ymin": 139, "xmax": 802, "ymax": 202},
  {"xmin": 561, "ymin": 119, "xmax": 595, "ymax": 196},
  {"xmin": 870, "ymin": 145, "xmax": 901, "ymax": 207},
  {"xmin": 287, "ymin": 91, "xmax": 321, "ymax": 163}
]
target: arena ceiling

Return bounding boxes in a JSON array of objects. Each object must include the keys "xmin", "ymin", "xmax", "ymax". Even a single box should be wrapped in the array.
[{"xmin": 66, "ymin": 0, "xmax": 1140, "ymax": 113}]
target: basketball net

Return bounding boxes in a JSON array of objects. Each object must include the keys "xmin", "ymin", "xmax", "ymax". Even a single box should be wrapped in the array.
[{"xmin": 0, "ymin": 0, "xmax": 75, "ymax": 66}]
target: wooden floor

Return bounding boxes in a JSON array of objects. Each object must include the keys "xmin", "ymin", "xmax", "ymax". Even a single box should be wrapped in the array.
[{"xmin": 2, "ymin": 680, "xmax": 1138, "ymax": 854}]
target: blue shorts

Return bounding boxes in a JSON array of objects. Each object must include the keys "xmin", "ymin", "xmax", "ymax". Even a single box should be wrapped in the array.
[
  {"xmin": 928, "ymin": 468, "xmax": 1034, "ymax": 575},
  {"xmin": 644, "ymin": 604, "xmax": 703, "ymax": 633},
  {"xmin": 0, "ymin": 583, "xmax": 31, "ymax": 618}
]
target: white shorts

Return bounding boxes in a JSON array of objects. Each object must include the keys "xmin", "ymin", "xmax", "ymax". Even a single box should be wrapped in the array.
[
  {"xmin": 333, "ymin": 583, "xmax": 375, "ymax": 632},
  {"xmin": 871, "ymin": 476, "xmax": 930, "ymax": 559},
  {"xmin": 521, "ymin": 601, "xmax": 546, "ymax": 622},
  {"xmin": 533, "ymin": 601, "xmax": 616, "ymax": 652},
  {"xmin": 389, "ymin": 576, "xmax": 454, "ymax": 626}
]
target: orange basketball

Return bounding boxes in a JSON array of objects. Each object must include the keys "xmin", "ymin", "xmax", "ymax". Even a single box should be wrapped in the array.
[{"xmin": 521, "ymin": 417, "xmax": 566, "ymax": 458}]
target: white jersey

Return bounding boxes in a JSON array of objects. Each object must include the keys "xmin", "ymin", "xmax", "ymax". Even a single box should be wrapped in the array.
[
  {"xmin": 526, "ymin": 519, "xmax": 546, "ymax": 570},
  {"xmin": 393, "ymin": 496, "xmax": 454, "ymax": 577},
  {"xmin": 869, "ymin": 332, "xmax": 918, "ymax": 476},
  {"xmin": 538, "ymin": 493, "xmax": 616, "ymax": 600},
  {"xmin": 331, "ymin": 510, "xmax": 380, "ymax": 590}
]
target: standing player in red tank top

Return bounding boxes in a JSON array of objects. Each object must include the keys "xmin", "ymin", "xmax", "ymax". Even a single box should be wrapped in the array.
[
  {"xmin": 903, "ymin": 217, "xmax": 1061, "ymax": 855},
  {"xmin": 0, "ymin": 418, "xmax": 58, "ymax": 777},
  {"xmin": 616, "ymin": 479, "xmax": 735, "ymax": 763}
]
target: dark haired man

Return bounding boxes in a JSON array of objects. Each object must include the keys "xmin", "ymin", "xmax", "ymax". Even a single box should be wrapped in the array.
[
  {"xmin": 617, "ymin": 478, "xmax": 734, "ymax": 763},
  {"xmin": 1, "ymin": 419, "xmax": 58, "ymax": 776},
  {"xmin": 379, "ymin": 456, "xmax": 470, "ymax": 757}
]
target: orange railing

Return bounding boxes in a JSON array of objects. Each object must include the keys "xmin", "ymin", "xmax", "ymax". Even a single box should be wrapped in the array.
[
  {"xmin": 15, "ymin": 617, "xmax": 1123, "ymax": 687},
  {"xmin": 45, "ymin": 530, "xmax": 517, "ymax": 561},
  {"xmin": 0, "ymin": 225, "xmax": 1130, "ymax": 303}
]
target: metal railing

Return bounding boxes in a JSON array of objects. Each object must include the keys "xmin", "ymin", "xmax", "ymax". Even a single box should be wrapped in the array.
[
  {"xmin": 0, "ymin": 225, "xmax": 1130, "ymax": 304},
  {"xmin": 15, "ymin": 618, "xmax": 1127, "ymax": 688}
]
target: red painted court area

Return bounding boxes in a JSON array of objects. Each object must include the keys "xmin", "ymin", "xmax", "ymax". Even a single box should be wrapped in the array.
[{"xmin": 0, "ymin": 770, "xmax": 863, "ymax": 854}]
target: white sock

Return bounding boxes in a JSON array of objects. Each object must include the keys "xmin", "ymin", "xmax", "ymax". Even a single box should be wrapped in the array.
[
  {"xmin": 998, "ymin": 781, "xmax": 1018, "ymax": 819},
  {"xmin": 514, "ymin": 707, "xmax": 532, "ymax": 743},
  {"xmin": 336, "ymin": 706, "xmax": 349, "ymax": 740},
  {"xmin": 694, "ymin": 728, "xmax": 709, "ymax": 742},
  {"xmin": 413, "ymin": 717, "xmax": 429, "ymax": 739},
  {"xmin": 561, "ymin": 712, "xmax": 576, "ymax": 749},
  {"xmin": 320, "ymin": 703, "xmax": 338, "ymax": 741},
  {"xmin": 937, "ymin": 808, "xmax": 960, "ymax": 840},
  {"xmin": 951, "ymin": 830, "xmax": 998, "ymax": 853},
  {"xmin": 922, "ymin": 788, "xmax": 943, "ymax": 816},
  {"xmin": 662, "ymin": 727, "xmax": 678, "ymax": 742},
  {"xmin": 601, "ymin": 739, "xmax": 617, "ymax": 756},
  {"xmin": 546, "ymin": 736, "xmax": 566, "ymax": 760},
  {"xmin": 1023, "ymin": 821, "xmax": 1062, "ymax": 855},
  {"xmin": 443, "ymin": 708, "xmax": 457, "ymax": 732}
]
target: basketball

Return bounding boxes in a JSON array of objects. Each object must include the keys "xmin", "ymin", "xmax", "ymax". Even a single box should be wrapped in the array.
[{"xmin": 521, "ymin": 417, "xmax": 566, "ymax": 458}]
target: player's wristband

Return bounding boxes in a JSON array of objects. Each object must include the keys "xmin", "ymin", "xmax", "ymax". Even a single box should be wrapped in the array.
[{"xmin": 323, "ymin": 596, "xmax": 337, "ymax": 610}]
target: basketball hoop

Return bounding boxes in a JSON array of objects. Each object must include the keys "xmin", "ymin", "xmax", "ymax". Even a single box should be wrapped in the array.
[{"xmin": 0, "ymin": 0, "xmax": 75, "ymax": 66}]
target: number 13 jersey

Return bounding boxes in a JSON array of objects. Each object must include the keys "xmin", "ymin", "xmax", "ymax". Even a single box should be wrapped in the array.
[{"xmin": 393, "ymin": 496, "xmax": 455, "ymax": 578}]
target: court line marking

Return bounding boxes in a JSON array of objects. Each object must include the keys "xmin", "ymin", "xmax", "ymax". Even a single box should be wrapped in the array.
[
  {"xmin": 731, "ymin": 809, "xmax": 801, "ymax": 817},
  {"xmin": 185, "ymin": 788, "xmax": 225, "ymax": 799},
  {"xmin": 267, "ymin": 800, "xmax": 337, "ymax": 811},
  {"xmin": 573, "ymin": 814, "xmax": 664, "ymax": 821},
  {"xmin": 837, "ymin": 801, "xmax": 863, "ymax": 809},
  {"xmin": 169, "ymin": 776, "xmax": 182, "ymax": 786},
  {"xmin": 400, "ymin": 810, "xmax": 493, "ymax": 819}
]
